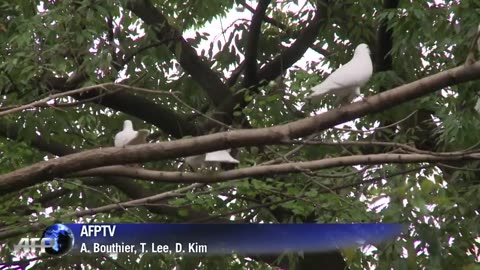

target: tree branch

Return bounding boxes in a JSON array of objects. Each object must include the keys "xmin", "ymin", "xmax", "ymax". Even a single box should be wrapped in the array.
[
  {"xmin": 239, "ymin": 0, "xmax": 330, "ymax": 58},
  {"xmin": 70, "ymin": 152, "xmax": 480, "ymax": 183},
  {"xmin": 5, "ymin": 189, "xmax": 70, "ymax": 217},
  {"xmin": 0, "ymin": 120, "xmax": 76, "ymax": 156},
  {"xmin": 125, "ymin": 0, "xmax": 234, "ymax": 117},
  {"xmin": 2, "ymin": 61, "xmax": 480, "ymax": 193},
  {"xmin": 243, "ymin": 0, "xmax": 271, "ymax": 87},
  {"xmin": 0, "ymin": 120, "xmax": 207, "ymax": 220},
  {"xmin": 43, "ymin": 79, "xmax": 201, "ymax": 138},
  {"xmin": 206, "ymin": 0, "xmax": 329, "ymax": 129},
  {"xmin": 375, "ymin": 0, "xmax": 399, "ymax": 72},
  {"xmin": 255, "ymin": 0, "xmax": 327, "ymax": 83},
  {"xmin": 120, "ymin": 39, "xmax": 175, "ymax": 67},
  {"xmin": 0, "ymin": 184, "xmax": 204, "ymax": 240}
]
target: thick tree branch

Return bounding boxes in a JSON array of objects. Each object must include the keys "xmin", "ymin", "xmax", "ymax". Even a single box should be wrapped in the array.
[
  {"xmin": 31, "ymin": 28, "xmax": 197, "ymax": 139},
  {"xmin": 254, "ymin": 0, "xmax": 327, "ymax": 83},
  {"xmin": 2, "ymin": 61, "xmax": 480, "ymax": 193},
  {"xmin": 375, "ymin": 0, "xmax": 399, "ymax": 72},
  {"xmin": 212, "ymin": 0, "xmax": 328, "ymax": 129},
  {"xmin": 0, "ymin": 83, "xmax": 120, "ymax": 117},
  {"xmin": 70, "ymin": 152, "xmax": 480, "ymax": 183},
  {"xmin": 226, "ymin": 61, "xmax": 246, "ymax": 87},
  {"xmin": 43, "ymin": 78, "xmax": 201, "ymax": 138},
  {"xmin": 0, "ymin": 120, "xmax": 207, "ymax": 220},
  {"xmin": 0, "ymin": 120, "xmax": 76, "ymax": 156},
  {"xmin": 243, "ymin": 0, "xmax": 271, "ymax": 87},
  {"xmin": 125, "ymin": 0, "xmax": 233, "ymax": 115},
  {"xmin": 78, "ymin": 90, "xmax": 201, "ymax": 138},
  {"xmin": 239, "ymin": 0, "xmax": 330, "ymax": 57}
]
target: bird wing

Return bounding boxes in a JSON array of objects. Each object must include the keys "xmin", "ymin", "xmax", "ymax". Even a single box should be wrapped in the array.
[
  {"xmin": 114, "ymin": 133, "xmax": 122, "ymax": 146},
  {"xmin": 205, "ymin": 150, "xmax": 239, "ymax": 164},
  {"xmin": 114, "ymin": 130, "xmax": 133, "ymax": 147},
  {"xmin": 309, "ymin": 53, "xmax": 372, "ymax": 100},
  {"xmin": 126, "ymin": 129, "xmax": 149, "ymax": 145}
]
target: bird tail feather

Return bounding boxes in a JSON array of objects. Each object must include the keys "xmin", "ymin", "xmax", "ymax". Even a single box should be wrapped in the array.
[{"xmin": 205, "ymin": 150, "xmax": 239, "ymax": 164}]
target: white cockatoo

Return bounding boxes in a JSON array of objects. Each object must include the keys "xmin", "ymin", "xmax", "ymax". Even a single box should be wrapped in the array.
[
  {"xmin": 308, "ymin": 43, "xmax": 373, "ymax": 105},
  {"xmin": 114, "ymin": 120, "xmax": 149, "ymax": 147},
  {"xmin": 184, "ymin": 149, "xmax": 239, "ymax": 171}
]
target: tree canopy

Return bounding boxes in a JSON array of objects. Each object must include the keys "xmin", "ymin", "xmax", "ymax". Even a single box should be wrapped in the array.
[{"xmin": 1, "ymin": 0, "xmax": 480, "ymax": 269}]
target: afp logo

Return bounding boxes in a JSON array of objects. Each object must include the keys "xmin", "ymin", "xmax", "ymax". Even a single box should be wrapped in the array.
[
  {"xmin": 14, "ymin": 224, "xmax": 74, "ymax": 256},
  {"xmin": 14, "ymin": 237, "xmax": 56, "ymax": 254}
]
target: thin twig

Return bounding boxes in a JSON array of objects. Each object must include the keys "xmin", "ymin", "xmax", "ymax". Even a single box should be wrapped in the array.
[
  {"xmin": 260, "ymin": 133, "xmax": 319, "ymax": 165},
  {"xmin": 333, "ymin": 110, "xmax": 419, "ymax": 133},
  {"xmin": 187, "ymin": 197, "xmax": 295, "ymax": 223},
  {"xmin": 0, "ymin": 83, "xmax": 179, "ymax": 117},
  {"xmin": 67, "ymin": 183, "xmax": 205, "ymax": 218},
  {"xmin": 437, "ymin": 162, "xmax": 480, "ymax": 172},
  {"xmin": 282, "ymin": 139, "xmax": 472, "ymax": 157},
  {"xmin": 61, "ymin": 180, "xmax": 146, "ymax": 222},
  {"xmin": 71, "ymin": 151, "xmax": 480, "ymax": 184},
  {"xmin": 0, "ymin": 83, "xmax": 111, "ymax": 116},
  {"xmin": 328, "ymin": 165, "xmax": 432, "ymax": 193}
]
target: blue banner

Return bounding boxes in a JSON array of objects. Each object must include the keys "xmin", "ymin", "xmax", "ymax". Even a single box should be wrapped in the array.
[{"xmin": 36, "ymin": 223, "xmax": 405, "ymax": 256}]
